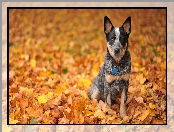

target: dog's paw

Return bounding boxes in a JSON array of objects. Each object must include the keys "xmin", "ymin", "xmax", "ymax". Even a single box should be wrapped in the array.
[{"xmin": 123, "ymin": 116, "xmax": 129, "ymax": 122}]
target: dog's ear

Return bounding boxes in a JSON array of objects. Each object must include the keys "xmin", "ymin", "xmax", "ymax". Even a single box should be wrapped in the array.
[
  {"xmin": 122, "ymin": 16, "xmax": 131, "ymax": 34},
  {"xmin": 104, "ymin": 16, "xmax": 114, "ymax": 34}
]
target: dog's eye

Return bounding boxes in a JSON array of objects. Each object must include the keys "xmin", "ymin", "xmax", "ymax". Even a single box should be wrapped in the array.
[
  {"xmin": 111, "ymin": 37, "xmax": 115, "ymax": 41},
  {"xmin": 119, "ymin": 35, "xmax": 123, "ymax": 40},
  {"xmin": 110, "ymin": 39, "xmax": 114, "ymax": 44}
]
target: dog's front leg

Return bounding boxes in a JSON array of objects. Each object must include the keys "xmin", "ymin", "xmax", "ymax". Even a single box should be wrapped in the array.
[
  {"xmin": 104, "ymin": 82, "xmax": 111, "ymax": 107},
  {"xmin": 120, "ymin": 87, "xmax": 127, "ymax": 118}
]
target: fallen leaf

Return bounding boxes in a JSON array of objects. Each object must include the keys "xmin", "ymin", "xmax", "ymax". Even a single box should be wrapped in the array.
[
  {"xmin": 9, "ymin": 70, "xmax": 15, "ymax": 78},
  {"xmin": 44, "ymin": 110, "xmax": 50, "ymax": 116},
  {"xmin": 149, "ymin": 103, "xmax": 156, "ymax": 109},
  {"xmin": 30, "ymin": 59, "xmax": 36, "ymax": 67},
  {"xmin": 141, "ymin": 85, "xmax": 147, "ymax": 95},
  {"xmin": 79, "ymin": 78, "xmax": 92, "ymax": 88},
  {"xmin": 37, "ymin": 95, "xmax": 47, "ymax": 104},
  {"xmin": 19, "ymin": 98, "xmax": 28, "ymax": 111},
  {"xmin": 139, "ymin": 110, "xmax": 149, "ymax": 121},
  {"xmin": 9, "ymin": 118, "xmax": 19, "ymax": 124},
  {"xmin": 29, "ymin": 117, "xmax": 38, "ymax": 124},
  {"xmin": 136, "ymin": 73, "xmax": 146, "ymax": 84},
  {"xmin": 51, "ymin": 107, "xmax": 60, "ymax": 118},
  {"xmin": 135, "ymin": 96, "xmax": 144, "ymax": 104},
  {"xmin": 94, "ymin": 109, "xmax": 105, "ymax": 119},
  {"xmin": 46, "ymin": 92, "xmax": 54, "ymax": 99}
]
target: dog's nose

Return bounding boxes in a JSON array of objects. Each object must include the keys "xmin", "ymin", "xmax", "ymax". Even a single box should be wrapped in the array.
[{"xmin": 115, "ymin": 49, "xmax": 120, "ymax": 54}]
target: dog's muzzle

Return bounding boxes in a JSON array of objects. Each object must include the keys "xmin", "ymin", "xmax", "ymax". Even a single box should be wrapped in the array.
[{"xmin": 114, "ymin": 49, "xmax": 120, "ymax": 55}]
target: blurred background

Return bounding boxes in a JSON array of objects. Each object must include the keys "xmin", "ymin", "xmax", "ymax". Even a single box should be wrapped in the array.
[{"xmin": 9, "ymin": 9, "xmax": 166, "ymax": 76}]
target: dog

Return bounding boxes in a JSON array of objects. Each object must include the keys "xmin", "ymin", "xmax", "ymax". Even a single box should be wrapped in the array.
[{"xmin": 89, "ymin": 16, "xmax": 131, "ymax": 118}]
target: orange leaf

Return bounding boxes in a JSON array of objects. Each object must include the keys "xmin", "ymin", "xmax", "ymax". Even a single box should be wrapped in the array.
[
  {"xmin": 19, "ymin": 98, "xmax": 28, "ymax": 110},
  {"xmin": 152, "ymin": 83, "xmax": 158, "ymax": 91},
  {"xmin": 55, "ymin": 82, "xmax": 68, "ymax": 94},
  {"xmin": 136, "ymin": 73, "xmax": 146, "ymax": 84},
  {"xmin": 58, "ymin": 117, "xmax": 69, "ymax": 124},
  {"xmin": 51, "ymin": 107, "xmax": 60, "ymax": 118},
  {"xmin": 46, "ymin": 92, "xmax": 54, "ymax": 99},
  {"xmin": 139, "ymin": 110, "xmax": 149, "ymax": 121},
  {"xmin": 67, "ymin": 96, "xmax": 72, "ymax": 105},
  {"xmin": 43, "ymin": 119, "xmax": 51, "ymax": 124},
  {"xmin": 92, "ymin": 64, "xmax": 99, "ymax": 77}
]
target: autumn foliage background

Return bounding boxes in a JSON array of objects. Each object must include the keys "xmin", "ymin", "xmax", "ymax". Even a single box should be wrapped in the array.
[{"xmin": 9, "ymin": 9, "xmax": 166, "ymax": 124}]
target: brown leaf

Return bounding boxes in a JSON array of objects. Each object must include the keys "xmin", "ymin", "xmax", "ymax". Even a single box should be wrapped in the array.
[
  {"xmin": 19, "ymin": 98, "xmax": 28, "ymax": 112},
  {"xmin": 135, "ymin": 96, "xmax": 144, "ymax": 104},
  {"xmin": 51, "ymin": 106, "xmax": 60, "ymax": 118},
  {"xmin": 9, "ymin": 70, "xmax": 15, "ymax": 78}
]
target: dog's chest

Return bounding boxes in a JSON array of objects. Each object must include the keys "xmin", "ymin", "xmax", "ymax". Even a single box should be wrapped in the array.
[
  {"xmin": 111, "ymin": 60, "xmax": 122, "ymax": 75},
  {"xmin": 109, "ymin": 51, "xmax": 130, "ymax": 75}
]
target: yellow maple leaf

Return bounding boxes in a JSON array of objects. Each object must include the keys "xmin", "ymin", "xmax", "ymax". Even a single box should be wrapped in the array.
[
  {"xmin": 21, "ymin": 54, "xmax": 29, "ymax": 61},
  {"xmin": 78, "ymin": 89, "xmax": 88, "ymax": 99},
  {"xmin": 45, "ymin": 110, "xmax": 50, "ymax": 116},
  {"xmin": 150, "ymin": 111, "xmax": 156, "ymax": 116},
  {"xmin": 9, "ymin": 118, "xmax": 19, "ymax": 124},
  {"xmin": 136, "ymin": 73, "xmax": 146, "ymax": 84},
  {"xmin": 64, "ymin": 89, "xmax": 70, "ymax": 95},
  {"xmin": 149, "ymin": 103, "xmax": 156, "ymax": 109},
  {"xmin": 139, "ymin": 67, "xmax": 145, "ymax": 72},
  {"xmin": 30, "ymin": 59, "xmax": 36, "ymax": 67},
  {"xmin": 141, "ymin": 85, "xmax": 147, "ymax": 94},
  {"xmin": 58, "ymin": 82, "xmax": 68, "ymax": 89},
  {"xmin": 139, "ymin": 110, "xmax": 149, "ymax": 121},
  {"xmin": 94, "ymin": 109, "xmax": 105, "ymax": 119},
  {"xmin": 85, "ymin": 104, "xmax": 95, "ymax": 116},
  {"xmin": 37, "ymin": 95, "xmax": 47, "ymax": 104},
  {"xmin": 43, "ymin": 119, "xmax": 51, "ymax": 124},
  {"xmin": 46, "ymin": 92, "xmax": 54, "ymax": 99},
  {"xmin": 147, "ymin": 106, "xmax": 156, "ymax": 116},
  {"xmin": 55, "ymin": 82, "xmax": 68, "ymax": 94},
  {"xmin": 79, "ymin": 78, "xmax": 91, "ymax": 88},
  {"xmin": 133, "ymin": 62, "xmax": 140, "ymax": 67},
  {"xmin": 152, "ymin": 83, "xmax": 158, "ymax": 91},
  {"xmin": 106, "ymin": 115, "xmax": 117, "ymax": 123}
]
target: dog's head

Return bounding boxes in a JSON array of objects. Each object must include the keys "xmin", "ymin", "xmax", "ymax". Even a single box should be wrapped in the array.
[{"xmin": 104, "ymin": 16, "xmax": 131, "ymax": 62}]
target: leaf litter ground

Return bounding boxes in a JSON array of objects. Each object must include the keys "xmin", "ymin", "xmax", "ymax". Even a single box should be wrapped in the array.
[{"xmin": 9, "ymin": 9, "xmax": 166, "ymax": 124}]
